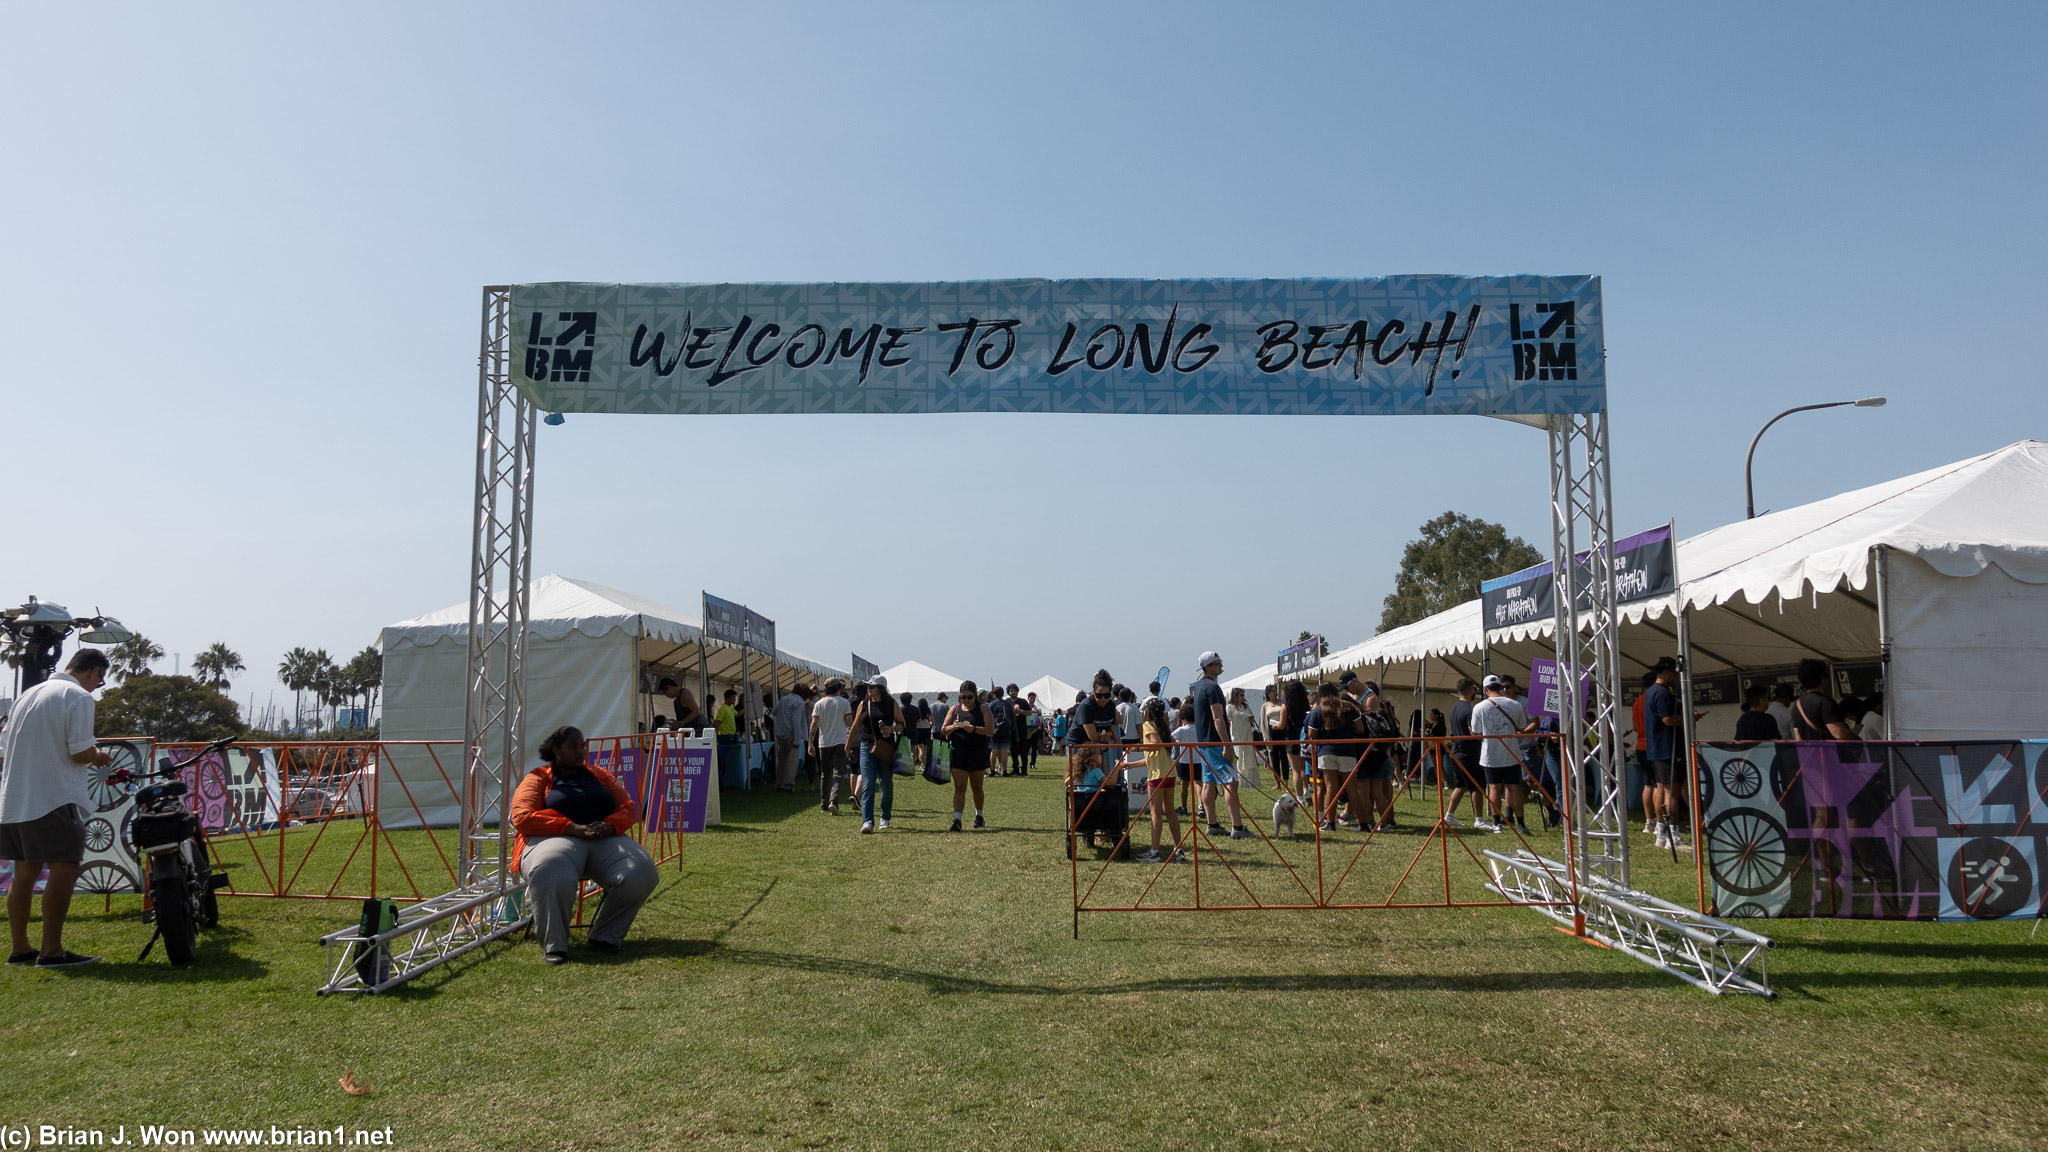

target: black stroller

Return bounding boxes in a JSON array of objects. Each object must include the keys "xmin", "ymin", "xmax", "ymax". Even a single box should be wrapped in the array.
[{"xmin": 1066, "ymin": 779, "xmax": 1133, "ymax": 860}]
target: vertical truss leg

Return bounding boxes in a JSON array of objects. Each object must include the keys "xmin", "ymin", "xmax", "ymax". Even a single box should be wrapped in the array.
[
  {"xmin": 318, "ymin": 287, "xmax": 534, "ymax": 994},
  {"xmin": 462, "ymin": 285, "xmax": 534, "ymax": 888},
  {"xmin": 1549, "ymin": 413, "xmax": 1628, "ymax": 895}
]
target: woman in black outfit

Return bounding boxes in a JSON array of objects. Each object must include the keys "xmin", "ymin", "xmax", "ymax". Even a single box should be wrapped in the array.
[{"xmin": 943, "ymin": 681, "xmax": 995, "ymax": 832}]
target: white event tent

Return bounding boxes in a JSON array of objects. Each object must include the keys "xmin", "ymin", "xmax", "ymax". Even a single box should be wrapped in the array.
[
  {"xmin": 1290, "ymin": 441, "xmax": 2048, "ymax": 743},
  {"xmin": 379, "ymin": 574, "xmax": 845, "ymax": 827},
  {"xmin": 876, "ymin": 660, "xmax": 966, "ymax": 701},
  {"xmin": 1021, "ymin": 674, "xmax": 1083, "ymax": 711}
]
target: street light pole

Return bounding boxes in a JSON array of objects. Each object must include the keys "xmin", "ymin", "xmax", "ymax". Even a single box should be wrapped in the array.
[{"xmin": 1744, "ymin": 397, "xmax": 1887, "ymax": 518}]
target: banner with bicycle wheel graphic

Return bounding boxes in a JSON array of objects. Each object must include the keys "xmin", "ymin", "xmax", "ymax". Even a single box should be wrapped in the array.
[
  {"xmin": 1694, "ymin": 740, "xmax": 2048, "ymax": 921},
  {"xmin": 0, "ymin": 740, "xmax": 285, "ymax": 898}
]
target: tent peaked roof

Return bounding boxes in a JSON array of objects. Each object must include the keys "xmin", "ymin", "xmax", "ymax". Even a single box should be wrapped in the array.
[
  {"xmin": 382, "ymin": 574, "xmax": 844, "ymax": 676},
  {"xmin": 386, "ymin": 574, "xmax": 700, "ymax": 645},
  {"xmin": 877, "ymin": 660, "xmax": 965, "ymax": 697},
  {"xmin": 1315, "ymin": 440, "xmax": 2048, "ymax": 670},
  {"xmin": 1673, "ymin": 438, "xmax": 2048, "ymax": 612},
  {"xmin": 1020, "ymin": 674, "xmax": 1082, "ymax": 709}
]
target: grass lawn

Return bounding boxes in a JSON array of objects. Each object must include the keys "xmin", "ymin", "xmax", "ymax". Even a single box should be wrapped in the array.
[{"xmin": 5, "ymin": 766, "xmax": 2044, "ymax": 1151}]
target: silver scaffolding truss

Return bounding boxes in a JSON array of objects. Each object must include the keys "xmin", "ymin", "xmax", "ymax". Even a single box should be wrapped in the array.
[
  {"xmin": 318, "ymin": 287, "xmax": 533, "ymax": 994},
  {"xmin": 1535, "ymin": 413, "xmax": 1773, "ymax": 995},
  {"xmin": 1486, "ymin": 850, "xmax": 1775, "ymax": 997},
  {"xmin": 322, "ymin": 287, "xmax": 1771, "ymax": 995},
  {"xmin": 1547, "ymin": 412, "xmax": 1631, "ymax": 894}
]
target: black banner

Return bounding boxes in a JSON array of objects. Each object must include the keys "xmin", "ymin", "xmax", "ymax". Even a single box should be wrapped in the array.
[
  {"xmin": 703, "ymin": 592, "xmax": 775, "ymax": 654},
  {"xmin": 1277, "ymin": 636, "xmax": 1324, "ymax": 677},
  {"xmin": 1480, "ymin": 525, "xmax": 1675, "ymax": 633}
]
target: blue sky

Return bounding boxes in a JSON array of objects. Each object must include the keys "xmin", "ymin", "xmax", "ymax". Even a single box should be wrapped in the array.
[{"xmin": 6, "ymin": 2, "xmax": 2044, "ymax": 709}]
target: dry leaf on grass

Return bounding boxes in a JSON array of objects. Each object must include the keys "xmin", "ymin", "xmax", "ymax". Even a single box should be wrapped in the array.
[{"xmin": 339, "ymin": 1067, "xmax": 376, "ymax": 1096}]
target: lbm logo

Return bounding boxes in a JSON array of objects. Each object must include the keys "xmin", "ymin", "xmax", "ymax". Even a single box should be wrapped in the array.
[
  {"xmin": 525, "ymin": 311, "xmax": 597, "ymax": 383},
  {"xmin": 1509, "ymin": 302, "xmax": 1576, "ymax": 382}
]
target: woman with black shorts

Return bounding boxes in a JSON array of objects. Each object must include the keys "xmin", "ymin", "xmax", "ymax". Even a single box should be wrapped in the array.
[
  {"xmin": 942, "ymin": 681, "xmax": 995, "ymax": 832},
  {"xmin": 905, "ymin": 693, "xmax": 933, "ymax": 775}
]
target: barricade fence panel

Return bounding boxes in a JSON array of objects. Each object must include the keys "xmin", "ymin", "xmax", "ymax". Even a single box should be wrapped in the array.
[
  {"xmin": 1065, "ymin": 734, "xmax": 1582, "ymax": 933},
  {"xmin": 1691, "ymin": 738, "xmax": 2048, "ymax": 921},
  {"xmin": 0, "ymin": 740, "xmax": 468, "ymax": 903},
  {"xmin": 1, "ymin": 734, "xmax": 710, "ymax": 906}
]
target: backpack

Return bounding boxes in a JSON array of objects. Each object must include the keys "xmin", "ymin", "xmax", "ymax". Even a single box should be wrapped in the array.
[{"xmin": 1359, "ymin": 702, "xmax": 1400, "ymax": 742}]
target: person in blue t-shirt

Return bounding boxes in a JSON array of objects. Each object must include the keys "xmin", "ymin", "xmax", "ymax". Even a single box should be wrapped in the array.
[{"xmin": 1640, "ymin": 659, "xmax": 1698, "ymax": 851}]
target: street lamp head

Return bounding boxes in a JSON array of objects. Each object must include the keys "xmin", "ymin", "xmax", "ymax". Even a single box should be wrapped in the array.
[{"xmin": 1854, "ymin": 396, "xmax": 1887, "ymax": 407}]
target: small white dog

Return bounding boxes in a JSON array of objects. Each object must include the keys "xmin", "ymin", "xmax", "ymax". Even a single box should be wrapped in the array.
[{"xmin": 1271, "ymin": 792, "xmax": 1300, "ymax": 838}]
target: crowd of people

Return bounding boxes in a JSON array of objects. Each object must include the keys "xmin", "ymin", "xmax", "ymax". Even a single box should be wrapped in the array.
[{"xmin": 652, "ymin": 674, "xmax": 1059, "ymax": 835}]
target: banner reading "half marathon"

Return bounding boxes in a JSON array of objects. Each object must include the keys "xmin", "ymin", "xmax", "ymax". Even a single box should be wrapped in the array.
[
  {"xmin": 1479, "ymin": 525, "xmax": 1675, "ymax": 633},
  {"xmin": 507, "ymin": 278, "xmax": 1604, "ymax": 417}
]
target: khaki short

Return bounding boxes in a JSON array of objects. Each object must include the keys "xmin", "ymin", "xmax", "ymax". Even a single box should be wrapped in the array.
[{"xmin": 0, "ymin": 804, "xmax": 88, "ymax": 864}]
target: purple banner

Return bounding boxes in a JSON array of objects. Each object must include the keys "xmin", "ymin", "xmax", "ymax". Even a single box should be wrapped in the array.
[
  {"xmin": 1529, "ymin": 658, "xmax": 1591, "ymax": 720},
  {"xmin": 678, "ymin": 745, "xmax": 714, "ymax": 833}
]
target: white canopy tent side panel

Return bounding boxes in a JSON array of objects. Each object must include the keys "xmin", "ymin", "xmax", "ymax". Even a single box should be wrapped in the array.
[
  {"xmin": 379, "ymin": 629, "xmax": 633, "ymax": 830},
  {"xmin": 1886, "ymin": 550, "xmax": 2048, "ymax": 740}
]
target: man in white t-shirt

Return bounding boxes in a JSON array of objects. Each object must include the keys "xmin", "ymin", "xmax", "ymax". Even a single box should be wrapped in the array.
[
  {"xmin": 808, "ymin": 680, "xmax": 853, "ymax": 814},
  {"xmin": 1766, "ymin": 684, "xmax": 1796, "ymax": 741},
  {"xmin": 772, "ymin": 685, "xmax": 811, "ymax": 792},
  {"xmin": 0, "ymin": 649, "xmax": 113, "ymax": 967},
  {"xmin": 1471, "ymin": 674, "xmax": 1537, "ymax": 836}
]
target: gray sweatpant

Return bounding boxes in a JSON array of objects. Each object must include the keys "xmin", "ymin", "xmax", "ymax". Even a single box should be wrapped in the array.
[{"xmin": 520, "ymin": 834, "xmax": 659, "ymax": 956}]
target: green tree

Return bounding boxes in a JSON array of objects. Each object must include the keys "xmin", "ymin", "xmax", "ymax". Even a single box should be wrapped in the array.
[
  {"xmin": 95, "ymin": 674, "xmax": 242, "ymax": 742},
  {"xmin": 1378, "ymin": 512, "xmax": 1543, "ymax": 633},
  {"xmin": 277, "ymin": 646, "xmax": 331, "ymax": 730},
  {"xmin": 107, "ymin": 633, "xmax": 166, "ymax": 683},
  {"xmin": 191, "ymin": 642, "xmax": 245, "ymax": 689},
  {"xmin": 341, "ymin": 645, "xmax": 382, "ymax": 725}
]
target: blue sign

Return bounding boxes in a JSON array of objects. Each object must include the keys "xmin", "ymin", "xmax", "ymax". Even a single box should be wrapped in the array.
[{"xmin": 510, "ymin": 277, "xmax": 1603, "ymax": 417}]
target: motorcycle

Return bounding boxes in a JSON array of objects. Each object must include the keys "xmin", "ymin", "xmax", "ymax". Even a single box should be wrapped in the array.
[{"xmin": 109, "ymin": 735, "xmax": 237, "ymax": 965}]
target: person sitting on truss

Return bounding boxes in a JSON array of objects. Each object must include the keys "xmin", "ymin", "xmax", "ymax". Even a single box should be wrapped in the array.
[{"xmin": 511, "ymin": 725, "xmax": 658, "ymax": 965}]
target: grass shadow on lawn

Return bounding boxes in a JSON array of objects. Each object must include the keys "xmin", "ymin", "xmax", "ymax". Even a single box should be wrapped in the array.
[{"xmin": 705, "ymin": 945, "xmax": 1674, "ymax": 996}]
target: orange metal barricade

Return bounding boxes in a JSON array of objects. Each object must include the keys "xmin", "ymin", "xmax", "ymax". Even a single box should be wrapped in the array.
[
  {"xmin": 145, "ymin": 732, "xmax": 689, "ymax": 907},
  {"xmin": 147, "ymin": 739, "xmax": 465, "ymax": 902},
  {"xmin": 1065, "ymin": 734, "xmax": 1581, "ymax": 936}
]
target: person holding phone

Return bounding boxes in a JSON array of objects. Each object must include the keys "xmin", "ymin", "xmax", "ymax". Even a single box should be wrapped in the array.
[
  {"xmin": 848, "ymin": 677, "xmax": 903, "ymax": 834},
  {"xmin": 942, "ymin": 681, "xmax": 995, "ymax": 831}
]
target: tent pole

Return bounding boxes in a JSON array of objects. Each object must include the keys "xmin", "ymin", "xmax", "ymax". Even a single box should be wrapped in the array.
[
  {"xmin": 1874, "ymin": 544, "xmax": 1893, "ymax": 740},
  {"xmin": 697, "ymin": 642, "xmax": 709, "ymax": 737},
  {"xmin": 741, "ymin": 647, "xmax": 752, "ymax": 789}
]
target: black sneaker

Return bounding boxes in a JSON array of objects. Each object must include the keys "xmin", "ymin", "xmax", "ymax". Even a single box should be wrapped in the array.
[
  {"xmin": 6, "ymin": 950, "xmax": 37, "ymax": 966},
  {"xmin": 588, "ymin": 939, "xmax": 620, "ymax": 955},
  {"xmin": 543, "ymin": 951, "xmax": 569, "ymax": 966},
  {"xmin": 972, "ymin": 814, "xmax": 986, "ymax": 829},
  {"xmin": 34, "ymin": 951, "xmax": 101, "ymax": 968},
  {"xmin": 950, "ymin": 817, "xmax": 963, "ymax": 833}
]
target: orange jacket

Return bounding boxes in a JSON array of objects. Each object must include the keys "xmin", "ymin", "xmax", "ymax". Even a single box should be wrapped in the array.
[{"xmin": 509, "ymin": 763, "xmax": 638, "ymax": 874}]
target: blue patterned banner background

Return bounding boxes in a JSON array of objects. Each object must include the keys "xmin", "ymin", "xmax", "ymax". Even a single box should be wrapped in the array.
[{"xmin": 508, "ymin": 276, "xmax": 1602, "ymax": 417}]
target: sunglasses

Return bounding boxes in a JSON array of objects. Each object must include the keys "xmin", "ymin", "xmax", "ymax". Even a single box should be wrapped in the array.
[{"xmin": 1092, "ymin": 691, "xmax": 1111, "ymax": 699}]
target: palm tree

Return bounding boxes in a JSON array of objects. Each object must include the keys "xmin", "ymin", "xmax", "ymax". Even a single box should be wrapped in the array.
[
  {"xmin": 342, "ymin": 646, "xmax": 382, "ymax": 727},
  {"xmin": 191, "ymin": 642, "xmax": 245, "ymax": 689},
  {"xmin": 309, "ymin": 650, "xmax": 340, "ymax": 730},
  {"xmin": 108, "ymin": 634, "xmax": 166, "ymax": 683},
  {"xmin": 278, "ymin": 647, "xmax": 326, "ymax": 731}
]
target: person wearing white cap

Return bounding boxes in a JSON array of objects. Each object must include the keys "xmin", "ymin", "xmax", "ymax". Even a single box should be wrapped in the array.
[
  {"xmin": 1190, "ymin": 652, "xmax": 1253, "ymax": 839},
  {"xmin": 1472, "ymin": 674, "xmax": 1538, "ymax": 836},
  {"xmin": 848, "ymin": 676, "xmax": 904, "ymax": 833}
]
